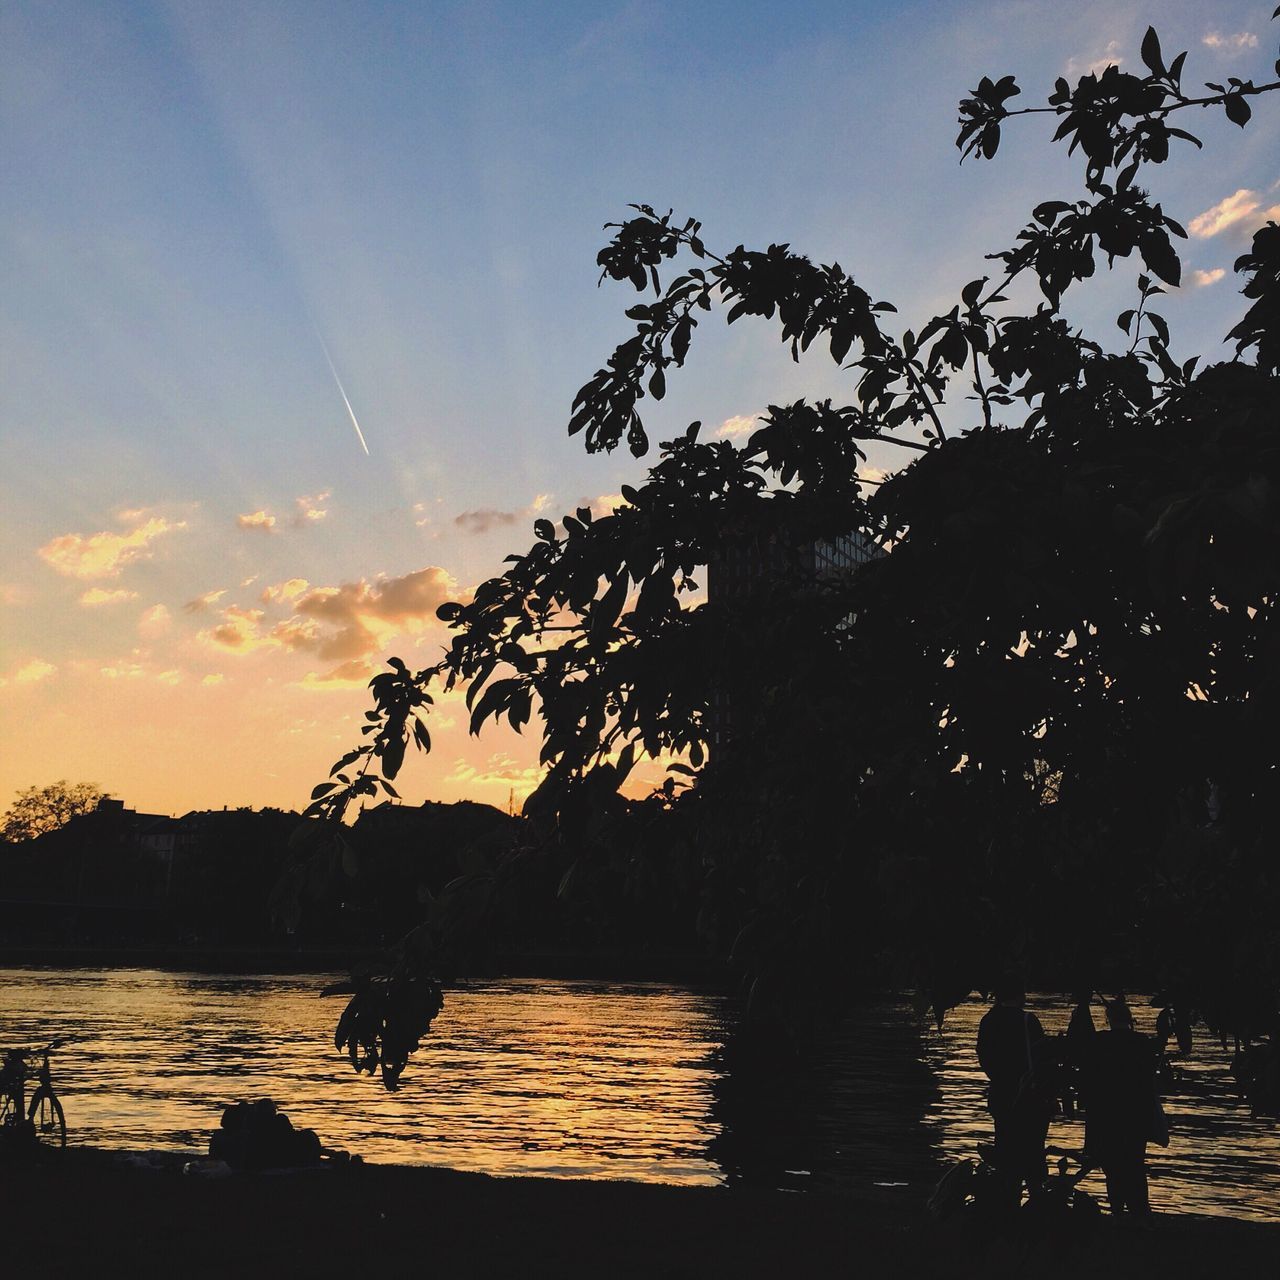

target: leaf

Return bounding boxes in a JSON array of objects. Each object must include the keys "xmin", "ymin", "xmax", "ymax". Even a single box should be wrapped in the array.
[
  {"xmin": 649, "ymin": 366, "xmax": 666, "ymax": 400},
  {"xmin": 1140, "ymin": 27, "xmax": 1164, "ymax": 77},
  {"xmin": 1117, "ymin": 309, "xmax": 1135, "ymax": 334},
  {"xmin": 1224, "ymin": 93, "xmax": 1252, "ymax": 128},
  {"xmin": 534, "ymin": 519, "xmax": 555, "ymax": 542},
  {"xmin": 311, "ymin": 782, "xmax": 338, "ymax": 800}
]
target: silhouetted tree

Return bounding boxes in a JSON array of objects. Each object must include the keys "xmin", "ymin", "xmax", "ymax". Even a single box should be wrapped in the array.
[
  {"xmin": 310, "ymin": 24, "xmax": 1280, "ymax": 1075},
  {"xmin": 1, "ymin": 781, "xmax": 104, "ymax": 843}
]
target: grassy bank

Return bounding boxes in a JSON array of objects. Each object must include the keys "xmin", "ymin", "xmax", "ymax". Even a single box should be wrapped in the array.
[{"xmin": 2, "ymin": 1148, "xmax": 1275, "ymax": 1278}]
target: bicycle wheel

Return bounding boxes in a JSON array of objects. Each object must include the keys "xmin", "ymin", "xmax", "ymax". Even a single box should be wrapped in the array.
[{"xmin": 28, "ymin": 1088, "xmax": 66, "ymax": 1150}]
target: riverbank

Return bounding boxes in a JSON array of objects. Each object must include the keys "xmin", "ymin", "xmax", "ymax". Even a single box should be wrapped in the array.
[{"xmin": 3, "ymin": 1149, "xmax": 1276, "ymax": 1278}]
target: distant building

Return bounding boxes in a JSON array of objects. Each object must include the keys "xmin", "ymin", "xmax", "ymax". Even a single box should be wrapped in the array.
[{"xmin": 705, "ymin": 529, "xmax": 882, "ymax": 755}]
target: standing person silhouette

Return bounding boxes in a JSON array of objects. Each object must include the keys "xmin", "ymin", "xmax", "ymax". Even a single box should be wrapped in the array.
[
  {"xmin": 1082, "ymin": 997, "xmax": 1157, "ymax": 1217},
  {"xmin": 977, "ymin": 981, "xmax": 1051, "ymax": 1209}
]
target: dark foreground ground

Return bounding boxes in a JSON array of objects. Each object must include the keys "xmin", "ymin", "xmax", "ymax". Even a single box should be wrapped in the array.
[{"xmin": 2, "ymin": 1149, "xmax": 1276, "ymax": 1279}]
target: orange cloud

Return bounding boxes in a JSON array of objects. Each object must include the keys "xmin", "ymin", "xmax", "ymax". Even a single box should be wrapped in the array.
[
  {"xmin": 203, "ymin": 606, "xmax": 275, "ymax": 653},
  {"xmin": 292, "ymin": 566, "xmax": 456, "ymax": 660},
  {"xmin": 39, "ymin": 516, "xmax": 185, "ymax": 580},
  {"xmin": 236, "ymin": 510, "xmax": 277, "ymax": 532},
  {"xmin": 202, "ymin": 567, "xmax": 457, "ymax": 666}
]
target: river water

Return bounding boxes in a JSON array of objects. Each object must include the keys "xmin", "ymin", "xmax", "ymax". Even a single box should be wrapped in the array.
[{"xmin": 0, "ymin": 969, "xmax": 1275, "ymax": 1220}]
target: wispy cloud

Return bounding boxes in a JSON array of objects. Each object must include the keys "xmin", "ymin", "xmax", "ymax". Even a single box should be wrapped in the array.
[
  {"xmin": 455, "ymin": 493, "xmax": 552, "ymax": 535},
  {"xmin": 39, "ymin": 515, "xmax": 185, "ymax": 580},
  {"xmin": 1187, "ymin": 189, "xmax": 1280, "ymax": 239},
  {"xmin": 1191, "ymin": 267, "xmax": 1227, "ymax": 287},
  {"xmin": 1203, "ymin": 31, "xmax": 1258, "ymax": 53},
  {"xmin": 80, "ymin": 587, "xmax": 138, "ymax": 607},
  {"xmin": 236, "ymin": 510, "xmax": 277, "ymax": 532},
  {"xmin": 454, "ymin": 508, "xmax": 519, "ymax": 535},
  {"xmin": 183, "ymin": 588, "xmax": 227, "ymax": 613},
  {"xmin": 445, "ymin": 752, "xmax": 543, "ymax": 796},
  {"xmin": 714, "ymin": 413, "xmax": 759, "ymax": 439},
  {"xmin": 297, "ymin": 659, "xmax": 375, "ymax": 690},
  {"xmin": 1065, "ymin": 40, "xmax": 1123, "ymax": 78},
  {"xmin": 138, "ymin": 604, "xmax": 171, "ymax": 638},
  {"xmin": 201, "ymin": 673, "xmax": 225, "ymax": 687}
]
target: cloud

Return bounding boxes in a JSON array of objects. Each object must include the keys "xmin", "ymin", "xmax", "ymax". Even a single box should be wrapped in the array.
[
  {"xmin": 297, "ymin": 660, "xmax": 375, "ymax": 690},
  {"xmin": 80, "ymin": 587, "xmax": 138, "ymax": 607},
  {"xmin": 203, "ymin": 566, "xmax": 457, "ymax": 663},
  {"xmin": 294, "ymin": 491, "xmax": 330, "ymax": 525},
  {"xmin": 1066, "ymin": 40, "xmax": 1123, "ymax": 78},
  {"xmin": 455, "ymin": 493, "xmax": 555, "ymax": 535},
  {"xmin": 201, "ymin": 673, "xmax": 225, "ymax": 686},
  {"xmin": 183, "ymin": 589, "xmax": 227, "ymax": 613},
  {"xmin": 236, "ymin": 510, "xmax": 277, "ymax": 532},
  {"xmin": 714, "ymin": 413, "xmax": 759, "ymax": 439},
  {"xmin": 1191, "ymin": 267, "xmax": 1227, "ymax": 287},
  {"xmin": 100, "ymin": 662, "xmax": 145, "ymax": 679},
  {"xmin": 13, "ymin": 659, "xmax": 56, "ymax": 684},
  {"xmin": 445, "ymin": 753, "xmax": 543, "ymax": 795},
  {"xmin": 455, "ymin": 508, "xmax": 519, "ymax": 535},
  {"xmin": 1203, "ymin": 31, "xmax": 1258, "ymax": 52},
  {"xmin": 138, "ymin": 604, "xmax": 171, "ymax": 638},
  {"xmin": 1187, "ymin": 189, "xmax": 1280, "ymax": 239},
  {"xmin": 0, "ymin": 585, "xmax": 22, "ymax": 605},
  {"xmin": 292, "ymin": 566, "xmax": 457, "ymax": 660},
  {"xmin": 157, "ymin": 670, "xmax": 183, "ymax": 685},
  {"xmin": 261, "ymin": 578, "xmax": 310, "ymax": 606},
  {"xmin": 38, "ymin": 515, "xmax": 184, "ymax": 580},
  {"xmin": 204, "ymin": 606, "xmax": 274, "ymax": 653}
]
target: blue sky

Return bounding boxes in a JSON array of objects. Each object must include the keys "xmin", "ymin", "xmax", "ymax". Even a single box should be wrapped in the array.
[{"xmin": 2, "ymin": 0, "xmax": 1277, "ymax": 814}]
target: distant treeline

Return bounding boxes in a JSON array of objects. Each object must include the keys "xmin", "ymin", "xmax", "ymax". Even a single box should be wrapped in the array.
[{"xmin": 0, "ymin": 796, "xmax": 703, "ymax": 966}]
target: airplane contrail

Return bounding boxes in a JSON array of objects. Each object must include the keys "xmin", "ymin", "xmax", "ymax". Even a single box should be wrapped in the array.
[{"xmin": 315, "ymin": 329, "xmax": 370, "ymax": 456}]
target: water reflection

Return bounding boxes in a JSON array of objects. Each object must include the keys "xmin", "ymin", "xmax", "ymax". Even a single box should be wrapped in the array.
[{"xmin": 0, "ymin": 970, "xmax": 1275, "ymax": 1220}]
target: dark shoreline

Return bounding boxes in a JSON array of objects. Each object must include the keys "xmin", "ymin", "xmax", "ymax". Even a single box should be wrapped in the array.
[
  {"xmin": 0, "ymin": 944, "xmax": 728, "ymax": 984},
  {"xmin": 3, "ymin": 1147, "xmax": 1276, "ymax": 1278}
]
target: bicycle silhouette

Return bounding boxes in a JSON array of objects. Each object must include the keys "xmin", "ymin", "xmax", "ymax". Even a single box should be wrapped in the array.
[{"xmin": 0, "ymin": 1041, "xmax": 67, "ymax": 1151}]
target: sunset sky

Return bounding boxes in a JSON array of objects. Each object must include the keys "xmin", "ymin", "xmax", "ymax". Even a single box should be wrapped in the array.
[{"xmin": 3, "ymin": 0, "xmax": 1277, "ymax": 817}]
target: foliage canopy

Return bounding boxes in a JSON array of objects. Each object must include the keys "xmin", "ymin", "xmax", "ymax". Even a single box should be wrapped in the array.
[{"xmin": 302, "ymin": 24, "xmax": 1280, "ymax": 1077}]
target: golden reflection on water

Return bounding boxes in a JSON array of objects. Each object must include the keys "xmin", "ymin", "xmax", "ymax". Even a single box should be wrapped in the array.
[
  {"xmin": 0, "ymin": 969, "xmax": 728, "ymax": 1185},
  {"xmin": 920, "ymin": 995, "xmax": 1280, "ymax": 1222}
]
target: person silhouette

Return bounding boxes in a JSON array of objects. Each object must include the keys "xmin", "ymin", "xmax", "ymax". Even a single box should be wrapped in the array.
[
  {"xmin": 1082, "ymin": 997, "xmax": 1157, "ymax": 1216},
  {"xmin": 977, "ymin": 980, "xmax": 1051, "ymax": 1209}
]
